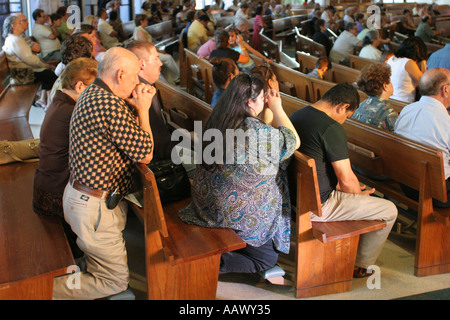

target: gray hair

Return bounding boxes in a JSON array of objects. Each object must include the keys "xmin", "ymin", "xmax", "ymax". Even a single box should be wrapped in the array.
[
  {"xmin": 2, "ymin": 15, "xmax": 18, "ymax": 38},
  {"xmin": 362, "ymin": 29, "xmax": 379, "ymax": 47}
]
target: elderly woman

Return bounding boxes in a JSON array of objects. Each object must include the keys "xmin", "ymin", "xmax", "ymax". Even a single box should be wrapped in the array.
[
  {"xmin": 2, "ymin": 14, "xmax": 57, "ymax": 90},
  {"xmin": 132, "ymin": 14, "xmax": 180, "ymax": 85},
  {"xmin": 359, "ymin": 29, "xmax": 382, "ymax": 61},
  {"xmin": 386, "ymin": 36, "xmax": 427, "ymax": 103},
  {"xmin": 352, "ymin": 63, "xmax": 397, "ymax": 131},
  {"xmin": 179, "ymin": 73, "xmax": 300, "ymax": 274}
]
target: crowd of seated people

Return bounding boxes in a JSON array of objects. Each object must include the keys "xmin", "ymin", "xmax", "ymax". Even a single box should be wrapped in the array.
[{"xmin": 2, "ymin": 0, "xmax": 449, "ymax": 300}]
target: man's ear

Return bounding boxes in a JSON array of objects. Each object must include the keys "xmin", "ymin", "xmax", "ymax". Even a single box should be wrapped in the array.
[
  {"xmin": 336, "ymin": 102, "xmax": 351, "ymax": 114},
  {"xmin": 115, "ymin": 68, "xmax": 124, "ymax": 84}
]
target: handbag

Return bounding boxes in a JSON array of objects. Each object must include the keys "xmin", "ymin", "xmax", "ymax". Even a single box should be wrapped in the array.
[
  {"xmin": 9, "ymin": 68, "xmax": 36, "ymax": 86},
  {"xmin": 148, "ymin": 159, "xmax": 191, "ymax": 204},
  {"xmin": 0, "ymin": 138, "xmax": 40, "ymax": 165}
]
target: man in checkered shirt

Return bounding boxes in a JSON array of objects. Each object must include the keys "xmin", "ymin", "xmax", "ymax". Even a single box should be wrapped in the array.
[{"xmin": 53, "ymin": 47, "xmax": 155, "ymax": 300}]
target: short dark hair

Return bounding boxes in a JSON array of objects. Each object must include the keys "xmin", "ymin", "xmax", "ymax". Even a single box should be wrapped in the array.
[
  {"xmin": 135, "ymin": 14, "xmax": 147, "ymax": 26},
  {"xmin": 314, "ymin": 18, "xmax": 325, "ymax": 32},
  {"xmin": 50, "ymin": 13, "xmax": 61, "ymax": 23},
  {"xmin": 321, "ymin": 82, "xmax": 360, "ymax": 111},
  {"xmin": 32, "ymin": 9, "xmax": 44, "ymax": 21}
]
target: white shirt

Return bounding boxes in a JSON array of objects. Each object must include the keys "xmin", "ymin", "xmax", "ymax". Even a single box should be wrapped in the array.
[
  {"xmin": 394, "ymin": 96, "xmax": 450, "ymax": 179},
  {"xmin": 329, "ymin": 31, "xmax": 360, "ymax": 63},
  {"xmin": 97, "ymin": 18, "xmax": 121, "ymax": 49},
  {"xmin": 359, "ymin": 45, "xmax": 382, "ymax": 61},
  {"xmin": 32, "ymin": 23, "xmax": 61, "ymax": 58},
  {"xmin": 2, "ymin": 33, "xmax": 46, "ymax": 71}
]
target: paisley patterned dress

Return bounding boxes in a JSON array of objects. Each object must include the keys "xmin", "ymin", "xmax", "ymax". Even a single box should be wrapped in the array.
[{"xmin": 178, "ymin": 117, "xmax": 297, "ymax": 254}]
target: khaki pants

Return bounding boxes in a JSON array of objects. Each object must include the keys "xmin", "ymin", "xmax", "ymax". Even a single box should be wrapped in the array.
[
  {"xmin": 312, "ymin": 190, "xmax": 397, "ymax": 268},
  {"xmin": 53, "ymin": 183, "xmax": 129, "ymax": 300}
]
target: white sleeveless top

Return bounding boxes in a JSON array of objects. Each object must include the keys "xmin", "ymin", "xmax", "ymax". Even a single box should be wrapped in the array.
[{"xmin": 387, "ymin": 56, "xmax": 415, "ymax": 103}]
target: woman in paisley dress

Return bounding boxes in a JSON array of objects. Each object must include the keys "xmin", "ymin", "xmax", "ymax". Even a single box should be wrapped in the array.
[{"xmin": 178, "ymin": 73, "xmax": 300, "ymax": 274}]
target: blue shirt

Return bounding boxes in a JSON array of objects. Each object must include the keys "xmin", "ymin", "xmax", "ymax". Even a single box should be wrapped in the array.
[
  {"xmin": 427, "ymin": 44, "xmax": 450, "ymax": 70},
  {"xmin": 211, "ymin": 87, "xmax": 225, "ymax": 107}
]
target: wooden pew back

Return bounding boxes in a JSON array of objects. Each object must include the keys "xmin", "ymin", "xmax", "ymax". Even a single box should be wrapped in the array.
[
  {"xmin": 259, "ymin": 29, "xmax": 281, "ymax": 63},
  {"xmin": 134, "ymin": 163, "xmax": 245, "ymax": 299},
  {"xmin": 342, "ymin": 119, "xmax": 450, "ymax": 277},
  {"xmin": 184, "ymin": 49, "xmax": 215, "ymax": 104},
  {"xmin": 287, "ymin": 150, "xmax": 386, "ymax": 298},
  {"xmin": 295, "ymin": 30, "xmax": 327, "ymax": 58}
]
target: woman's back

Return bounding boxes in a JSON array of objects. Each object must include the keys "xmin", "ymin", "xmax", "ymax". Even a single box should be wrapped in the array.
[{"xmin": 387, "ymin": 56, "xmax": 415, "ymax": 103}]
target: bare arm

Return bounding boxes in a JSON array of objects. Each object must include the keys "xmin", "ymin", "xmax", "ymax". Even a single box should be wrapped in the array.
[{"xmin": 332, "ymin": 158, "xmax": 375, "ymax": 195}]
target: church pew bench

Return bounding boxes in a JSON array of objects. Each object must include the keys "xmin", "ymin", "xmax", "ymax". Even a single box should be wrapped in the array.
[
  {"xmin": 259, "ymin": 29, "xmax": 281, "ymax": 63},
  {"xmin": 0, "ymin": 51, "xmax": 41, "ymax": 141},
  {"xmin": 145, "ymin": 20, "xmax": 179, "ymax": 53},
  {"xmin": 0, "ymin": 162, "xmax": 75, "ymax": 300},
  {"xmin": 184, "ymin": 49, "xmax": 215, "ymax": 104},
  {"xmin": 348, "ymin": 54, "xmax": 382, "ymax": 71},
  {"xmin": 295, "ymin": 29, "xmax": 327, "ymax": 58},
  {"xmin": 272, "ymin": 16, "xmax": 296, "ymax": 44},
  {"xmin": 286, "ymin": 151, "xmax": 386, "ymax": 298},
  {"xmin": 342, "ymin": 118, "xmax": 450, "ymax": 277},
  {"xmin": 132, "ymin": 163, "xmax": 245, "ymax": 299}
]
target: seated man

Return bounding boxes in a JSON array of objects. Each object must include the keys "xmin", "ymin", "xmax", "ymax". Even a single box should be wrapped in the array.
[
  {"xmin": 394, "ymin": 68, "xmax": 450, "ymax": 208},
  {"xmin": 97, "ymin": 8, "xmax": 122, "ymax": 48},
  {"xmin": 401, "ymin": 9, "xmax": 416, "ymax": 36},
  {"xmin": 289, "ymin": 83, "xmax": 397, "ymax": 277},
  {"xmin": 32, "ymin": 9, "xmax": 61, "ymax": 61},
  {"xmin": 307, "ymin": 57, "xmax": 331, "ymax": 80},
  {"xmin": 427, "ymin": 43, "xmax": 450, "ymax": 70},
  {"xmin": 415, "ymin": 16, "xmax": 445, "ymax": 44},
  {"xmin": 329, "ymin": 22, "xmax": 361, "ymax": 66}
]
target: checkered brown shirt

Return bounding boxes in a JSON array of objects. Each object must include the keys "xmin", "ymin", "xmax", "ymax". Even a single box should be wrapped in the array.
[{"xmin": 69, "ymin": 78, "xmax": 153, "ymax": 195}]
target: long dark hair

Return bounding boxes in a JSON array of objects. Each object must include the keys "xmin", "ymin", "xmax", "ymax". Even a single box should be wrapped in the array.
[{"xmin": 201, "ymin": 73, "xmax": 265, "ymax": 171}]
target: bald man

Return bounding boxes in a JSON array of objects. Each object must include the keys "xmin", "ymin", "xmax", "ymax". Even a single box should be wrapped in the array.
[
  {"xmin": 395, "ymin": 68, "xmax": 450, "ymax": 208},
  {"xmin": 53, "ymin": 47, "xmax": 155, "ymax": 299}
]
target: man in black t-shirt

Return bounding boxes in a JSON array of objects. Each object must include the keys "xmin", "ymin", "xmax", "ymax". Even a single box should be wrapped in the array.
[{"xmin": 289, "ymin": 83, "xmax": 397, "ymax": 278}]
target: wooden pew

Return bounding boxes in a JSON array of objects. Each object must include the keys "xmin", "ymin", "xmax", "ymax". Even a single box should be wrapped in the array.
[
  {"xmin": 259, "ymin": 29, "xmax": 281, "ymax": 63},
  {"xmin": 133, "ymin": 163, "xmax": 246, "ymax": 299},
  {"xmin": 145, "ymin": 20, "xmax": 179, "ymax": 53},
  {"xmin": 272, "ymin": 16, "xmax": 296, "ymax": 44},
  {"xmin": 0, "ymin": 51, "xmax": 41, "ymax": 141},
  {"xmin": 348, "ymin": 54, "xmax": 382, "ymax": 71},
  {"xmin": 184, "ymin": 49, "xmax": 215, "ymax": 104},
  {"xmin": 286, "ymin": 151, "xmax": 386, "ymax": 298},
  {"xmin": 343, "ymin": 119, "xmax": 450, "ymax": 277},
  {"xmin": 155, "ymin": 79, "xmax": 212, "ymax": 124},
  {"xmin": 295, "ymin": 29, "xmax": 327, "ymax": 58},
  {"xmin": 0, "ymin": 52, "xmax": 74, "ymax": 300}
]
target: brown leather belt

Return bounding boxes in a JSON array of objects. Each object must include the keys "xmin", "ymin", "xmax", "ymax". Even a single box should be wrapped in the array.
[{"xmin": 69, "ymin": 176, "xmax": 110, "ymax": 200}]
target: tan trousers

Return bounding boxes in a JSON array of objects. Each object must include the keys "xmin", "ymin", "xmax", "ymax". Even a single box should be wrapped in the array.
[
  {"xmin": 53, "ymin": 183, "xmax": 129, "ymax": 300},
  {"xmin": 312, "ymin": 190, "xmax": 397, "ymax": 268}
]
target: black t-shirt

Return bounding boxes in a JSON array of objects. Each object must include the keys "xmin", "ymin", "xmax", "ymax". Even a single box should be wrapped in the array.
[
  {"xmin": 289, "ymin": 106, "xmax": 349, "ymax": 203},
  {"xmin": 209, "ymin": 47, "xmax": 240, "ymax": 63}
]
